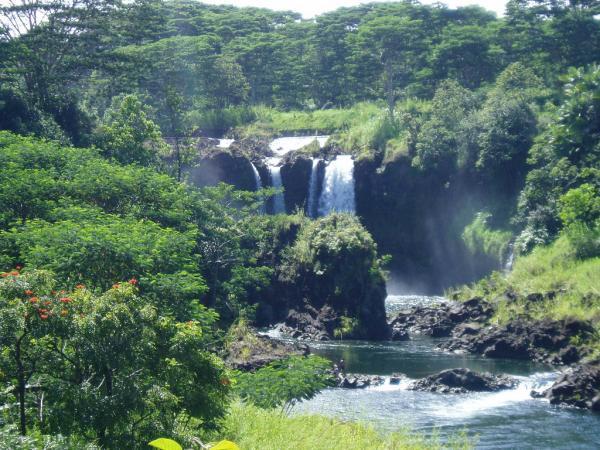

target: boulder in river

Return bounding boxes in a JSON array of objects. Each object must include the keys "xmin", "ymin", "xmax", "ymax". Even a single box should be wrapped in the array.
[
  {"xmin": 225, "ymin": 327, "xmax": 309, "ymax": 371},
  {"xmin": 337, "ymin": 374, "xmax": 385, "ymax": 389},
  {"xmin": 439, "ymin": 318, "xmax": 594, "ymax": 365},
  {"xmin": 409, "ymin": 368, "xmax": 517, "ymax": 394},
  {"xmin": 536, "ymin": 361, "xmax": 600, "ymax": 411},
  {"xmin": 388, "ymin": 297, "xmax": 493, "ymax": 339}
]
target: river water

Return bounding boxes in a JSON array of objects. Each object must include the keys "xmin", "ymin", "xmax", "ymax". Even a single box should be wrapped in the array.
[{"xmin": 294, "ymin": 295, "xmax": 600, "ymax": 449}]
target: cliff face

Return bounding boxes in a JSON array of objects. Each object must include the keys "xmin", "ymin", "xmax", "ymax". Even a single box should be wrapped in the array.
[
  {"xmin": 188, "ymin": 151, "xmax": 258, "ymax": 191},
  {"xmin": 354, "ymin": 156, "xmax": 499, "ymax": 293},
  {"xmin": 280, "ymin": 154, "xmax": 312, "ymax": 213}
]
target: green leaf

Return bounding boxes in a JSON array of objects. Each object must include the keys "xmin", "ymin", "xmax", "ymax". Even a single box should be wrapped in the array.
[
  {"xmin": 211, "ymin": 440, "xmax": 241, "ymax": 450},
  {"xmin": 148, "ymin": 438, "xmax": 183, "ymax": 450}
]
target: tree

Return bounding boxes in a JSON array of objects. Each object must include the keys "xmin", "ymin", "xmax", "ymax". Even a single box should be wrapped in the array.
[
  {"xmin": 0, "ymin": 270, "xmax": 229, "ymax": 448},
  {"xmin": 517, "ymin": 65, "xmax": 600, "ymax": 250},
  {"xmin": 357, "ymin": 16, "xmax": 426, "ymax": 115},
  {"xmin": 96, "ymin": 94, "xmax": 167, "ymax": 166}
]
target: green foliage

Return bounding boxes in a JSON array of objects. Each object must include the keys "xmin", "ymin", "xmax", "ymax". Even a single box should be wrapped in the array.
[
  {"xmin": 462, "ymin": 212, "xmax": 512, "ymax": 264},
  {"xmin": 517, "ymin": 65, "xmax": 600, "ymax": 247},
  {"xmin": 7, "ymin": 211, "xmax": 199, "ymax": 291},
  {"xmin": 96, "ymin": 94, "xmax": 168, "ymax": 166},
  {"xmin": 217, "ymin": 402, "xmax": 473, "ymax": 450},
  {"xmin": 559, "ymin": 184, "xmax": 600, "ymax": 228},
  {"xmin": 455, "ymin": 234, "xmax": 600, "ymax": 354},
  {"xmin": 149, "ymin": 438, "xmax": 183, "ymax": 450},
  {"xmin": 233, "ymin": 356, "xmax": 333, "ymax": 412},
  {"xmin": 0, "ymin": 270, "xmax": 229, "ymax": 449},
  {"xmin": 0, "ymin": 425, "xmax": 99, "ymax": 450}
]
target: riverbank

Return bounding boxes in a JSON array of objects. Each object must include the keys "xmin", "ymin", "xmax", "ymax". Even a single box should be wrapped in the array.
[{"xmin": 217, "ymin": 402, "xmax": 472, "ymax": 450}]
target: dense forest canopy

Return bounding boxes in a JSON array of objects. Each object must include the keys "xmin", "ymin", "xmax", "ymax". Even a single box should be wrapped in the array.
[{"xmin": 1, "ymin": 0, "xmax": 599, "ymax": 143}]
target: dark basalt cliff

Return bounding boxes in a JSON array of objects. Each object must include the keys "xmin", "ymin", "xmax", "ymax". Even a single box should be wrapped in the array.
[
  {"xmin": 354, "ymin": 155, "xmax": 501, "ymax": 292},
  {"xmin": 188, "ymin": 150, "xmax": 258, "ymax": 191},
  {"xmin": 280, "ymin": 154, "xmax": 312, "ymax": 213}
]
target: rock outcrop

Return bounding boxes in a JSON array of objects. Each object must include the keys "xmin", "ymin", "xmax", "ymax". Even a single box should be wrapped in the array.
[
  {"xmin": 188, "ymin": 149, "xmax": 258, "ymax": 191},
  {"xmin": 388, "ymin": 297, "xmax": 493, "ymax": 339},
  {"xmin": 440, "ymin": 318, "xmax": 593, "ymax": 365},
  {"xmin": 409, "ymin": 368, "xmax": 517, "ymax": 394},
  {"xmin": 280, "ymin": 153, "xmax": 312, "ymax": 213},
  {"xmin": 534, "ymin": 361, "xmax": 600, "ymax": 411},
  {"xmin": 336, "ymin": 374, "xmax": 385, "ymax": 389},
  {"xmin": 225, "ymin": 328, "xmax": 309, "ymax": 371}
]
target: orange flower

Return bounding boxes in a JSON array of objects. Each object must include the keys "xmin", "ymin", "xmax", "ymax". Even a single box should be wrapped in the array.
[
  {"xmin": 44, "ymin": 300, "xmax": 52, "ymax": 306},
  {"xmin": 112, "ymin": 283, "xmax": 120, "ymax": 289},
  {"xmin": 0, "ymin": 273, "xmax": 8, "ymax": 278},
  {"xmin": 24, "ymin": 290, "xmax": 34, "ymax": 296},
  {"xmin": 60, "ymin": 297, "xmax": 72, "ymax": 304},
  {"xmin": 29, "ymin": 297, "xmax": 39, "ymax": 304},
  {"xmin": 76, "ymin": 284, "xmax": 85, "ymax": 289},
  {"xmin": 128, "ymin": 278, "xmax": 138, "ymax": 285},
  {"xmin": 9, "ymin": 271, "xmax": 19, "ymax": 276},
  {"xmin": 39, "ymin": 314, "xmax": 49, "ymax": 320}
]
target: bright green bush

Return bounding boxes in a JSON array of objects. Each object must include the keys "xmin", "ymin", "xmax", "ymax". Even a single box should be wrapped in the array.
[{"xmin": 233, "ymin": 356, "xmax": 334, "ymax": 412}]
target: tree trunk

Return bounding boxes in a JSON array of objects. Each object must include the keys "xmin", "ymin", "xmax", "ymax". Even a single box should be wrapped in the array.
[{"xmin": 15, "ymin": 337, "xmax": 27, "ymax": 436}]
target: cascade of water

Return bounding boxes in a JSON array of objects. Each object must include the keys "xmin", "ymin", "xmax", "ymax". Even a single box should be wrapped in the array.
[
  {"xmin": 267, "ymin": 157, "xmax": 286, "ymax": 214},
  {"xmin": 307, "ymin": 158, "xmax": 321, "ymax": 218},
  {"xmin": 251, "ymin": 162, "xmax": 266, "ymax": 214},
  {"xmin": 504, "ymin": 243, "xmax": 515, "ymax": 273},
  {"xmin": 318, "ymin": 155, "xmax": 356, "ymax": 216},
  {"xmin": 217, "ymin": 138, "xmax": 234, "ymax": 148},
  {"xmin": 250, "ymin": 162, "xmax": 262, "ymax": 191}
]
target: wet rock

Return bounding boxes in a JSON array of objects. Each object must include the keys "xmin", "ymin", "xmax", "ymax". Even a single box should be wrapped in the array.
[
  {"xmin": 409, "ymin": 368, "xmax": 517, "ymax": 394},
  {"xmin": 337, "ymin": 374, "xmax": 385, "ymax": 389},
  {"xmin": 391, "ymin": 328, "xmax": 410, "ymax": 341},
  {"xmin": 225, "ymin": 328, "xmax": 309, "ymax": 371},
  {"xmin": 389, "ymin": 373, "xmax": 405, "ymax": 385},
  {"xmin": 539, "ymin": 361, "xmax": 600, "ymax": 410},
  {"xmin": 388, "ymin": 297, "xmax": 493, "ymax": 339},
  {"xmin": 188, "ymin": 150, "xmax": 258, "ymax": 191},
  {"xmin": 440, "ymin": 318, "xmax": 594, "ymax": 365}
]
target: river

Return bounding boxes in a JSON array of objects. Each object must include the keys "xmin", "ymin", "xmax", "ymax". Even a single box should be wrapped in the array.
[{"xmin": 294, "ymin": 295, "xmax": 600, "ymax": 449}]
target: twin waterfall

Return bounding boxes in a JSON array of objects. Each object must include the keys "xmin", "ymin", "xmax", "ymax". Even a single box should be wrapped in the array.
[
  {"xmin": 220, "ymin": 137, "xmax": 356, "ymax": 217},
  {"xmin": 272, "ymin": 137, "xmax": 356, "ymax": 217}
]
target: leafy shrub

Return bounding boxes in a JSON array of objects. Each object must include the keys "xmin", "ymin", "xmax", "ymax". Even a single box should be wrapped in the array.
[{"xmin": 233, "ymin": 356, "xmax": 333, "ymax": 413}]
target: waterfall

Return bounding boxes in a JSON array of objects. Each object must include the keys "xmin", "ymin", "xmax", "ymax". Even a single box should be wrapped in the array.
[
  {"xmin": 307, "ymin": 158, "xmax": 321, "ymax": 218},
  {"xmin": 318, "ymin": 155, "xmax": 356, "ymax": 216},
  {"xmin": 250, "ymin": 162, "xmax": 262, "ymax": 191},
  {"xmin": 504, "ymin": 243, "xmax": 515, "ymax": 273},
  {"xmin": 267, "ymin": 157, "xmax": 286, "ymax": 214}
]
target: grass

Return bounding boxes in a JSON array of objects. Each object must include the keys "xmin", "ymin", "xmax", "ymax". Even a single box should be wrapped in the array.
[
  {"xmin": 216, "ymin": 402, "xmax": 473, "ymax": 450},
  {"xmin": 237, "ymin": 103, "xmax": 382, "ymax": 138}
]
